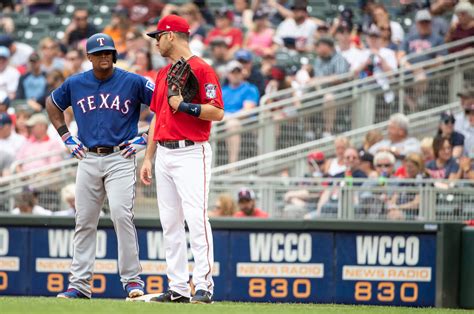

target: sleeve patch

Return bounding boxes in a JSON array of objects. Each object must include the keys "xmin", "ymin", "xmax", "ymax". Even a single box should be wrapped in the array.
[
  {"xmin": 146, "ymin": 80, "xmax": 155, "ymax": 91},
  {"xmin": 204, "ymin": 83, "xmax": 217, "ymax": 99}
]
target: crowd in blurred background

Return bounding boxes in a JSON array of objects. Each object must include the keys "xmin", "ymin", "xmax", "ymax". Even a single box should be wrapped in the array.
[{"xmin": 0, "ymin": 0, "xmax": 473, "ymax": 216}]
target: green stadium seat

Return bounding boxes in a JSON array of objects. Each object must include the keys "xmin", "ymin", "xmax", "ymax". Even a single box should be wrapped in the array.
[{"xmin": 29, "ymin": 11, "xmax": 58, "ymax": 28}]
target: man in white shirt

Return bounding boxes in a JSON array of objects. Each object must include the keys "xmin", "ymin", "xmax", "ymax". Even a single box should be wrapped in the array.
[
  {"xmin": 0, "ymin": 112, "xmax": 26, "ymax": 157},
  {"xmin": 0, "ymin": 46, "xmax": 20, "ymax": 100},
  {"xmin": 274, "ymin": 1, "xmax": 317, "ymax": 52},
  {"xmin": 454, "ymin": 87, "xmax": 474, "ymax": 137},
  {"xmin": 335, "ymin": 22, "xmax": 366, "ymax": 73},
  {"xmin": 10, "ymin": 190, "xmax": 52, "ymax": 215},
  {"xmin": 369, "ymin": 113, "xmax": 421, "ymax": 161},
  {"xmin": 0, "ymin": 34, "xmax": 34, "ymax": 68},
  {"xmin": 356, "ymin": 24, "xmax": 398, "ymax": 104}
]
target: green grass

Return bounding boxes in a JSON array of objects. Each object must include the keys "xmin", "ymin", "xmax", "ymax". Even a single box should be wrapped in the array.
[{"xmin": 0, "ymin": 297, "xmax": 471, "ymax": 314}]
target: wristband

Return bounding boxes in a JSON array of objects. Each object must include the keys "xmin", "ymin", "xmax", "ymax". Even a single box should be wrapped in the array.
[
  {"xmin": 57, "ymin": 125, "xmax": 69, "ymax": 137},
  {"xmin": 177, "ymin": 101, "xmax": 201, "ymax": 117}
]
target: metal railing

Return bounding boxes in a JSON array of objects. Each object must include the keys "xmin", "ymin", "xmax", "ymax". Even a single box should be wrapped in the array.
[
  {"xmin": 209, "ymin": 44, "xmax": 474, "ymax": 166},
  {"xmin": 2, "ymin": 175, "xmax": 474, "ymax": 223},
  {"xmin": 211, "ymin": 102, "xmax": 459, "ymax": 177}
]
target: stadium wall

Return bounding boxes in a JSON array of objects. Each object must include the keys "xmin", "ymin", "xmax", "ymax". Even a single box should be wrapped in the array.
[{"xmin": 0, "ymin": 216, "xmax": 465, "ymax": 308}]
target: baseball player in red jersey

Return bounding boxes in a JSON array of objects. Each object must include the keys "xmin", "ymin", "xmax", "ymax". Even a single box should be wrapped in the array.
[{"xmin": 140, "ymin": 15, "xmax": 224, "ymax": 304}]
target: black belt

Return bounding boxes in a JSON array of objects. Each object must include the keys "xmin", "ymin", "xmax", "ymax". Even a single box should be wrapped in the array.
[
  {"xmin": 159, "ymin": 140, "xmax": 195, "ymax": 149},
  {"xmin": 88, "ymin": 146, "xmax": 124, "ymax": 155}
]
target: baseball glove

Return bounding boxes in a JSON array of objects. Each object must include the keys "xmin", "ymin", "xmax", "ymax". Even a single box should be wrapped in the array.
[{"xmin": 167, "ymin": 57, "xmax": 199, "ymax": 103}]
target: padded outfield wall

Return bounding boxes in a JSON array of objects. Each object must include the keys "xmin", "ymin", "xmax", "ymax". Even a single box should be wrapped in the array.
[{"xmin": 0, "ymin": 216, "xmax": 463, "ymax": 307}]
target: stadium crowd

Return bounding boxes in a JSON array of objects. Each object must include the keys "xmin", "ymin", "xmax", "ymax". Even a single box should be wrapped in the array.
[{"xmin": 0, "ymin": 0, "xmax": 474, "ymax": 216}]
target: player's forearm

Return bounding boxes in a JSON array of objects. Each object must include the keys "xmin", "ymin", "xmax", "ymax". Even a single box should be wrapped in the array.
[
  {"xmin": 45, "ymin": 96, "xmax": 66, "ymax": 130},
  {"xmin": 144, "ymin": 115, "xmax": 157, "ymax": 161},
  {"xmin": 199, "ymin": 104, "xmax": 224, "ymax": 121}
]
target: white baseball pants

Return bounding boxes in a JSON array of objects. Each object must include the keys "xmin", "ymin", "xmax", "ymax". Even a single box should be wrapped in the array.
[{"xmin": 155, "ymin": 142, "xmax": 214, "ymax": 297}]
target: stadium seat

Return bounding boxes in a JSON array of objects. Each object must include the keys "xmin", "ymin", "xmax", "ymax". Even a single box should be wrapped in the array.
[{"xmin": 29, "ymin": 11, "xmax": 58, "ymax": 28}]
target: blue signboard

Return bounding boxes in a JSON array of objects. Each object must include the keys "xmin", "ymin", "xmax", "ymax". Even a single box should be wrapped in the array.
[
  {"xmin": 335, "ymin": 233, "xmax": 437, "ymax": 306},
  {"xmin": 228, "ymin": 231, "xmax": 334, "ymax": 303},
  {"xmin": 25, "ymin": 227, "xmax": 229, "ymax": 299},
  {"xmin": 0, "ymin": 227, "xmax": 30, "ymax": 295}
]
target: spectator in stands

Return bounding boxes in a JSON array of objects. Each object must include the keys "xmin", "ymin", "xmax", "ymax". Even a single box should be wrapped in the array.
[
  {"xmin": 361, "ymin": 130, "xmax": 383, "ymax": 155},
  {"xmin": 305, "ymin": 147, "xmax": 367, "ymax": 218},
  {"xmin": 132, "ymin": 49, "xmax": 157, "ymax": 81},
  {"xmin": 313, "ymin": 36, "xmax": 350, "ymax": 137},
  {"xmin": 358, "ymin": 151, "xmax": 397, "ymax": 218},
  {"xmin": 387, "ymin": 153, "xmax": 427, "ymax": 220},
  {"xmin": 369, "ymin": 113, "xmax": 421, "ymax": 161},
  {"xmin": 15, "ymin": 52, "xmax": 47, "ymax": 110},
  {"xmin": 400, "ymin": 10, "xmax": 446, "ymax": 65},
  {"xmin": 26, "ymin": 69, "xmax": 64, "ymax": 112},
  {"xmin": 437, "ymin": 111, "xmax": 464, "ymax": 158},
  {"xmin": 0, "ymin": 46, "xmax": 20, "ymax": 100},
  {"xmin": 455, "ymin": 87, "xmax": 474, "ymax": 136},
  {"xmin": 0, "ymin": 112, "xmax": 25, "ymax": 172},
  {"xmin": 103, "ymin": 8, "xmax": 132, "ymax": 58},
  {"xmin": 38, "ymin": 37, "xmax": 64, "ymax": 74},
  {"xmin": 234, "ymin": 187, "xmax": 269, "ymax": 218},
  {"xmin": 283, "ymin": 151, "xmax": 327, "ymax": 218},
  {"xmin": 209, "ymin": 193, "xmax": 237, "ymax": 217},
  {"xmin": 235, "ymin": 49, "xmax": 265, "ymax": 96},
  {"xmin": 222, "ymin": 60, "xmax": 259, "ymax": 163},
  {"xmin": 462, "ymin": 103, "xmax": 474, "ymax": 159},
  {"xmin": 430, "ymin": 0, "xmax": 459, "ymax": 16},
  {"xmin": 359, "ymin": 150, "xmax": 376, "ymax": 177},
  {"xmin": 232, "ymin": 0, "xmax": 253, "ymax": 30},
  {"xmin": 0, "ymin": 93, "xmax": 9, "ymax": 113},
  {"xmin": 208, "ymin": 38, "xmax": 230, "ymax": 82},
  {"xmin": 14, "ymin": 108, "xmax": 31, "ymax": 138},
  {"xmin": 445, "ymin": 2, "xmax": 474, "ymax": 53},
  {"xmin": 25, "ymin": 0, "xmax": 56, "ymax": 15},
  {"xmin": 426, "ymin": 135, "xmax": 461, "ymax": 179},
  {"xmin": 205, "ymin": 7, "xmax": 244, "ymax": 60},
  {"xmin": 179, "ymin": 3, "xmax": 207, "ymax": 57},
  {"xmin": 15, "ymin": 113, "xmax": 63, "ymax": 173},
  {"xmin": 324, "ymin": 136, "xmax": 350, "ymax": 177},
  {"xmin": 0, "ymin": 112, "xmax": 26, "ymax": 156},
  {"xmin": 118, "ymin": 0, "xmax": 164, "ymax": 25},
  {"xmin": 274, "ymin": 0, "xmax": 317, "ymax": 53},
  {"xmin": 54, "ymin": 183, "xmax": 76, "ymax": 216},
  {"xmin": 370, "ymin": 4, "xmax": 405, "ymax": 45},
  {"xmin": 244, "ymin": 10, "xmax": 275, "ymax": 57},
  {"xmin": 378, "ymin": 21, "xmax": 400, "ymax": 52},
  {"xmin": 0, "ymin": 34, "xmax": 34, "ymax": 69},
  {"xmin": 11, "ymin": 191, "xmax": 49, "ymax": 215},
  {"xmin": 420, "ymin": 137, "xmax": 435, "ymax": 163},
  {"xmin": 260, "ymin": 51, "xmax": 277, "ymax": 79},
  {"xmin": 357, "ymin": 25, "xmax": 398, "ymax": 104},
  {"xmin": 252, "ymin": 0, "xmax": 293, "ymax": 27},
  {"xmin": 0, "ymin": 14, "xmax": 14, "ymax": 35},
  {"xmin": 335, "ymin": 21, "xmax": 366, "ymax": 73},
  {"xmin": 63, "ymin": 9, "xmax": 97, "ymax": 48},
  {"xmin": 63, "ymin": 48, "xmax": 86, "ymax": 78}
]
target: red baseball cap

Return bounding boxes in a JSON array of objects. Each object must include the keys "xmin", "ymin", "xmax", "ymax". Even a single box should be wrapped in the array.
[
  {"xmin": 307, "ymin": 151, "xmax": 325, "ymax": 163},
  {"xmin": 146, "ymin": 14, "xmax": 190, "ymax": 38}
]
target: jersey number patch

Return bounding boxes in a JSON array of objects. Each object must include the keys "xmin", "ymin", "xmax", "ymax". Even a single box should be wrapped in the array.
[{"xmin": 204, "ymin": 83, "xmax": 217, "ymax": 99}]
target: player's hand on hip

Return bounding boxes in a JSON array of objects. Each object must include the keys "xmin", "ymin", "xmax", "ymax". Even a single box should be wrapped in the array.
[
  {"xmin": 119, "ymin": 133, "xmax": 148, "ymax": 159},
  {"xmin": 62, "ymin": 132, "xmax": 87, "ymax": 160},
  {"xmin": 140, "ymin": 158, "xmax": 153, "ymax": 185}
]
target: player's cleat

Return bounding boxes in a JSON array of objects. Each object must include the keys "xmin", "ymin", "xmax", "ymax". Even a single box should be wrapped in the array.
[
  {"xmin": 126, "ymin": 282, "xmax": 145, "ymax": 298},
  {"xmin": 150, "ymin": 290, "xmax": 190, "ymax": 303},
  {"xmin": 57, "ymin": 288, "xmax": 89, "ymax": 299},
  {"xmin": 190, "ymin": 290, "xmax": 213, "ymax": 304}
]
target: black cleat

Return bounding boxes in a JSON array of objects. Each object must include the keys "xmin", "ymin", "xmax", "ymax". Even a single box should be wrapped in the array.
[
  {"xmin": 150, "ymin": 290, "xmax": 190, "ymax": 303},
  {"xmin": 190, "ymin": 290, "xmax": 213, "ymax": 304}
]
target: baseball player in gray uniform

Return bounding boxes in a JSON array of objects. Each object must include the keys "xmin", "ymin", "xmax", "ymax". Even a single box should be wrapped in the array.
[{"xmin": 45, "ymin": 33, "xmax": 154, "ymax": 299}]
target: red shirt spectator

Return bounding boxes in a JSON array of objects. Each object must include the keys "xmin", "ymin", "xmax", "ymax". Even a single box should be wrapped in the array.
[
  {"xmin": 446, "ymin": 2, "xmax": 474, "ymax": 53},
  {"xmin": 205, "ymin": 8, "xmax": 243, "ymax": 60}
]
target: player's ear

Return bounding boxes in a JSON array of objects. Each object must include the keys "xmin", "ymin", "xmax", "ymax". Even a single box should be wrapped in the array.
[{"xmin": 86, "ymin": 53, "xmax": 92, "ymax": 62}]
